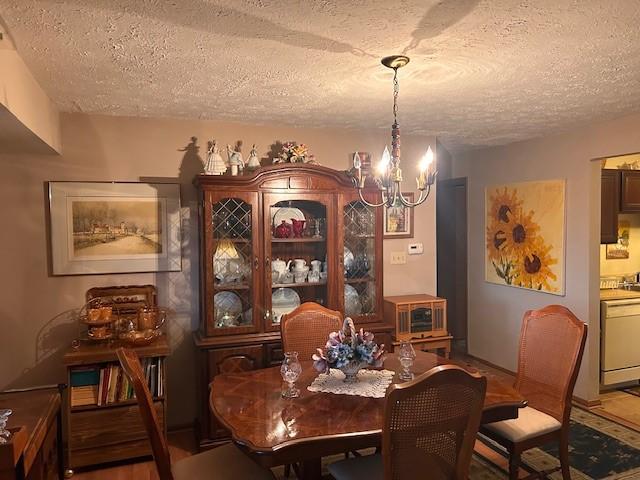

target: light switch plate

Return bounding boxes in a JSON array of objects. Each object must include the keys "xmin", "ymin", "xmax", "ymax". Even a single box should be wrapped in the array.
[
  {"xmin": 391, "ymin": 251, "xmax": 407, "ymax": 264},
  {"xmin": 408, "ymin": 243, "xmax": 423, "ymax": 255}
]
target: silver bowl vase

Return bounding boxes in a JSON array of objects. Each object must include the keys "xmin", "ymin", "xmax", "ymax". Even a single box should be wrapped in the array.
[{"xmin": 339, "ymin": 360, "xmax": 367, "ymax": 383}]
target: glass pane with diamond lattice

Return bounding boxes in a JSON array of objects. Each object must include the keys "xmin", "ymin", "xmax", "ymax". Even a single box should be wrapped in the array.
[
  {"xmin": 212, "ymin": 198, "xmax": 252, "ymax": 240},
  {"xmin": 344, "ymin": 200, "xmax": 377, "ymax": 318},
  {"xmin": 211, "ymin": 197, "xmax": 254, "ymax": 329}
]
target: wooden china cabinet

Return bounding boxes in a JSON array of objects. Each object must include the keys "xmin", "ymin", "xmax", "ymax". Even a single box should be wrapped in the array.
[{"xmin": 193, "ymin": 164, "xmax": 392, "ymax": 448}]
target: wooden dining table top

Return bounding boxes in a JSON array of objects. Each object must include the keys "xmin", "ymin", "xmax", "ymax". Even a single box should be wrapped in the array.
[{"xmin": 210, "ymin": 351, "xmax": 526, "ymax": 465}]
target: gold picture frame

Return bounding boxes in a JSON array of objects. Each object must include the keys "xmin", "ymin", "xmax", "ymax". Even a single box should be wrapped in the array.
[{"xmin": 383, "ymin": 192, "xmax": 414, "ymax": 239}]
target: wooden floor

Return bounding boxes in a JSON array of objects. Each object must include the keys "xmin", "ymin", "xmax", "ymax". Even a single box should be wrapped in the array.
[{"xmin": 70, "ymin": 354, "xmax": 640, "ymax": 479}]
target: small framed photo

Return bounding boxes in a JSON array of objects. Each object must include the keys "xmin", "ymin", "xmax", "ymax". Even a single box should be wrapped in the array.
[
  {"xmin": 383, "ymin": 192, "xmax": 414, "ymax": 239},
  {"xmin": 48, "ymin": 181, "xmax": 181, "ymax": 275}
]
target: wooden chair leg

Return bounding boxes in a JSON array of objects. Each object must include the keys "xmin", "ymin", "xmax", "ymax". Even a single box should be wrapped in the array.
[
  {"xmin": 559, "ymin": 432, "xmax": 571, "ymax": 480},
  {"xmin": 509, "ymin": 450, "xmax": 521, "ymax": 480}
]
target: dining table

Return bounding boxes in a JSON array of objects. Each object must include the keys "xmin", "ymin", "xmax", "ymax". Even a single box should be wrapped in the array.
[{"xmin": 210, "ymin": 351, "xmax": 526, "ymax": 480}]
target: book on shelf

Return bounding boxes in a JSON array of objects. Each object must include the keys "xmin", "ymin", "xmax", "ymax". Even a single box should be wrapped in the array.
[{"xmin": 71, "ymin": 357, "xmax": 164, "ymax": 408}]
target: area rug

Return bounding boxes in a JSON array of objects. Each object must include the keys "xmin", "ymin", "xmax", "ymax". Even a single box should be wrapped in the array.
[{"xmin": 273, "ymin": 408, "xmax": 640, "ymax": 480}]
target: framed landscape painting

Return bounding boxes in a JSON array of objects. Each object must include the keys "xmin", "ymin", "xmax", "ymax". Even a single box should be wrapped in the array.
[
  {"xmin": 49, "ymin": 182, "xmax": 181, "ymax": 275},
  {"xmin": 485, "ymin": 179, "xmax": 565, "ymax": 295}
]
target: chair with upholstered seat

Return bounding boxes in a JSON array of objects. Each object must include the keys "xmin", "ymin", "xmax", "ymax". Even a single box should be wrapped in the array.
[
  {"xmin": 116, "ymin": 348, "xmax": 275, "ymax": 480},
  {"xmin": 328, "ymin": 365, "xmax": 487, "ymax": 480},
  {"xmin": 480, "ymin": 305, "xmax": 587, "ymax": 480},
  {"xmin": 280, "ymin": 302, "xmax": 342, "ymax": 362}
]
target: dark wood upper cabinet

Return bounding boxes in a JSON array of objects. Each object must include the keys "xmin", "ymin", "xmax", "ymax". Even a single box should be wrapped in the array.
[
  {"xmin": 621, "ymin": 170, "xmax": 640, "ymax": 212},
  {"xmin": 601, "ymin": 169, "xmax": 620, "ymax": 244}
]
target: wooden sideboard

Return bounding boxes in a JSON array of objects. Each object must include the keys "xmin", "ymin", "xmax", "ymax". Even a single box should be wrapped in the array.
[
  {"xmin": 194, "ymin": 164, "xmax": 395, "ymax": 448},
  {"xmin": 0, "ymin": 388, "xmax": 62, "ymax": 480},
  {"xmin": 62, "ymin": 337, "xmax": 170, "ymax": 469}
]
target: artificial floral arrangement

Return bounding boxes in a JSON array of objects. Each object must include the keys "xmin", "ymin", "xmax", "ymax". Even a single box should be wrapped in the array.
[
  {"xmin": 275, "ymin": 142, "xmax": 317, "ymax": 164},
  {"xmin": 312, "ymin": 318, "xmax": 385, "ymax": 380}
]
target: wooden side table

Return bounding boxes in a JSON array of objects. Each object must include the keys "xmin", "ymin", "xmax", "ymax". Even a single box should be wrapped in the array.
[
  {"xmin": 0, "ymin": 387, "xmax": 63, "ymax": 480},
  {"xmin": 392, "ymin": 335, "xmax": 453, "ymax": 359}
]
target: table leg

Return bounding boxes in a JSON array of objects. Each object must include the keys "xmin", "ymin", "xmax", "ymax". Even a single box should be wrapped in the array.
[{"xmin": 299, "ymin": 458, "xmax": 322, "ymax": 480}]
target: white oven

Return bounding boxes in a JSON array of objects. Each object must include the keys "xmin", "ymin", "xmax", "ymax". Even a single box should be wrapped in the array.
[{"xmin": 601, "ymin": 299, "xmax": 640, "ymax": 385}]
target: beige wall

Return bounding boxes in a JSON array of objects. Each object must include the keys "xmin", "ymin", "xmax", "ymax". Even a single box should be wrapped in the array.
[
  {"xmin": 454, "ymin": 112, "xmax": 640, "ymax": 402},
  {"xmin": 0, "ymin": 49, "xmax": 61, "ymax": 154},
  {"xmin": 0, "ymin": 112, "xmax": 437, "ymax": 426}
]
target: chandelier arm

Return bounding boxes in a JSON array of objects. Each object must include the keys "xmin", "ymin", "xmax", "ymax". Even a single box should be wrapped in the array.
[
  {"xmin": 356, "ymin": 188, "xmax": 388, "ymax": 208},
  {"xmin": 397, "ymin": 185, "xmax": 432, "ymax": 208}
]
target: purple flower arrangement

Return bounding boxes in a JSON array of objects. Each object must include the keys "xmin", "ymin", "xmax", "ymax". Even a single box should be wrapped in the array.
[{"xmin": 312, "ymin": 317, "xmax": 385, "ymax": 374}]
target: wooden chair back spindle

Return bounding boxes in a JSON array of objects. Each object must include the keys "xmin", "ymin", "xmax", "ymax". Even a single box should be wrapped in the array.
[
  {"xmin": 280, "ymin": 302, "xmax": 342, "ymax": 361},
  {"xmin": 117, "ymin": 348, "xmax": 173, "ymax": 480},
  {"xmin": 383, "ymin": 365, "xmax": 487, "ymax": 480}
]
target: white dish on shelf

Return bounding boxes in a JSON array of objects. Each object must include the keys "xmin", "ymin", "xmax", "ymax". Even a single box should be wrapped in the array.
[
  {"xmin": 344, "ymin": 284, "xmax": 362, "ymax": 317},
  {"xmin": 271, "ymin": 288, "xmax": 301, "ymax": 324},
  {"xmin": 343, "ymin": 247, "xmax": 355, "ymax": 275},
  {"xmin": 214, "ymin": 291, "xmax": 243, "ymax": 325},
  {"xmin": 271, "ymin": 207, "xmax": 305, "ymax": 228}
]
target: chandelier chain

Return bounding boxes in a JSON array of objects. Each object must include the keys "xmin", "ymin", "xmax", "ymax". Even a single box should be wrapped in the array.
[{"xmin": 392, "ymin": 67, "xmax": 399, "ymax": 125}]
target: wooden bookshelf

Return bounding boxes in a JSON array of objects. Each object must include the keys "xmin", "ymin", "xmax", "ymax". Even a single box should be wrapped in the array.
[{"xmin": 62, "ymin": 336, "xmax": 170, "ymax": 469}]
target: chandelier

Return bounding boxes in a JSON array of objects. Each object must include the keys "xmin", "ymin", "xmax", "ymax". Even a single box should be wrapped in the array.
[{"xmin": 351, "ymin": 55, "xmax": 437, "ymax": 208}]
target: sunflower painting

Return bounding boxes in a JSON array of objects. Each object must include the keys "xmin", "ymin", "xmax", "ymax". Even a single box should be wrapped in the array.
[{"xmin": 485, "ymin": 180, "xmax": 565, "ymax": 295}]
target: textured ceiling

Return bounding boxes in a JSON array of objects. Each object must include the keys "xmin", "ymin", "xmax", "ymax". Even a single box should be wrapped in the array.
[{"xmin": 1, "ymin": 0, "xmax": 640, "ymax": 151}]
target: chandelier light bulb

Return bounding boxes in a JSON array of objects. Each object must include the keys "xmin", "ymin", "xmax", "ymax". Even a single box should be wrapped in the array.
[
  {"xmin": 377, "ymin": 146, "xmax": 391, "ymax": 176},
  {"xmin": 419, "ymin": 146, "xmax": 434, "ymax": 172}
]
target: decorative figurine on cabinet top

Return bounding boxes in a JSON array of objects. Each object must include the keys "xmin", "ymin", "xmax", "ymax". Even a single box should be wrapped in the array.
[
  {"xmin": 246, "ymin": 144, "xmax": 261, "ymax": 171},
  {"xmin": 227, "ymin": 144, "xmax": 245, "ymax": 176},
  {"xmin": 203, "ymin": 140, "xmax": 227, "ymax": 175}
]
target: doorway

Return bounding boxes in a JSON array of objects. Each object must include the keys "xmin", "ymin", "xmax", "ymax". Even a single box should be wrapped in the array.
[{"xmin": 436, "ymin": 177, "xmax": 468, "ymax": 353}]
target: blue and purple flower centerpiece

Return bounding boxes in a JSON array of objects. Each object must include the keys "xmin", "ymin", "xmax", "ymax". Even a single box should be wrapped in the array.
[{"xmin": 312, "ymin": 318, "xmax": 386, "ymax": 383}]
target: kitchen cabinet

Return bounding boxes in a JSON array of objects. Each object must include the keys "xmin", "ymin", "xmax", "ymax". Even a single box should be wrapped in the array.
[
  {"xmin": 621, "ymin": 170, "xmax": 640, "ymax": 212},
  {"xmin": 601, "ymin": 169, "xmax": 620, "ymax": 244}
]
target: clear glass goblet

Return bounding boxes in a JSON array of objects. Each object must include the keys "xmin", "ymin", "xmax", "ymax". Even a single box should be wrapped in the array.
[
  {"xmin": 398, "ymin": 341, "xmax": 416, "ymax": 381},
  {"xmin": 281, "ymin": 352, "xmax": 302, "ymax": 398},
  {"xmin": 0, "ymin": 409, "xmax": 12, "ymax": 444}
]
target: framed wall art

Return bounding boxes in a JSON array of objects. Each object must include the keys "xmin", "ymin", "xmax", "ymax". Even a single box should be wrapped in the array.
[
  {"xmin": 485, "ymin": 179, "xmax": 565, "ymax": 295},
  {"xmin": 383, "ymin": 192, "xmax": 414, "ymax": 239},
  {"xmin": 49, "ymin": 182, "xmax": 181, "ymax": 275}
]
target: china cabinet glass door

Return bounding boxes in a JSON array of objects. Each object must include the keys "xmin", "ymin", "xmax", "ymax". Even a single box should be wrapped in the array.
[
  {"xmin": 341, "ymin": 193, "xmax": 383, "ymax": 322},
  {"xmin": 205, "ymin": 191, "xmax": 260, "ymax": 336},
  {"xmin": 263, "ymin": 193, "xmax": 336, "ymax": 331}
]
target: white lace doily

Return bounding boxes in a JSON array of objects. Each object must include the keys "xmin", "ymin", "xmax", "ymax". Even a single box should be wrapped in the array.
[{"xmin": 307, "ymin": 369, "xmax": 395, "ymax": 398}]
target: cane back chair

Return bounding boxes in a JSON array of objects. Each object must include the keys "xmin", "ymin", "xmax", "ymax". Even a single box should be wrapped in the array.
[
  {"xmin": 480, "ymin": 305, "xmax": 588, "ymax": 480},
  {"xmin": 280, "ymin": 302, "xmax": 342, "ymax": 362},
  {"xmin": 329, "ymin": 365, "xmax": 487, "ymax": 480}
]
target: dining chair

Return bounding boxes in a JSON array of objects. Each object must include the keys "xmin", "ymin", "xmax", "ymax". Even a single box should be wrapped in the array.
[
  {"xmin": 116, "ymin": 348, "xmax": 275, "ymax": 480},
  {"xmin": 480, "ymin": 305, "xmax": 588, "ymax": 480},
  {"xmin": 280, "ymin": 302, "xmax": 342, "ymax": 362},
  {"xmin": 280, "ymin": 301, "xmax": 343, "ymax": 478},
  {"xmin": 328, "ymin": 364, "xmax": 487, "ymax": 480}
]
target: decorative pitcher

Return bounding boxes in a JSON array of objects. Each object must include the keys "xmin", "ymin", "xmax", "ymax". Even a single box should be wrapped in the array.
[{"xmin": 290, "ymin": 218, "xmax": 306, "ymax": 238}]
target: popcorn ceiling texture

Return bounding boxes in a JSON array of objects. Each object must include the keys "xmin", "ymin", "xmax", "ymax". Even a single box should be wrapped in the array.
[{"xmin": 1, "ymin": 0, "xmax": 640, "ymax": 150}]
